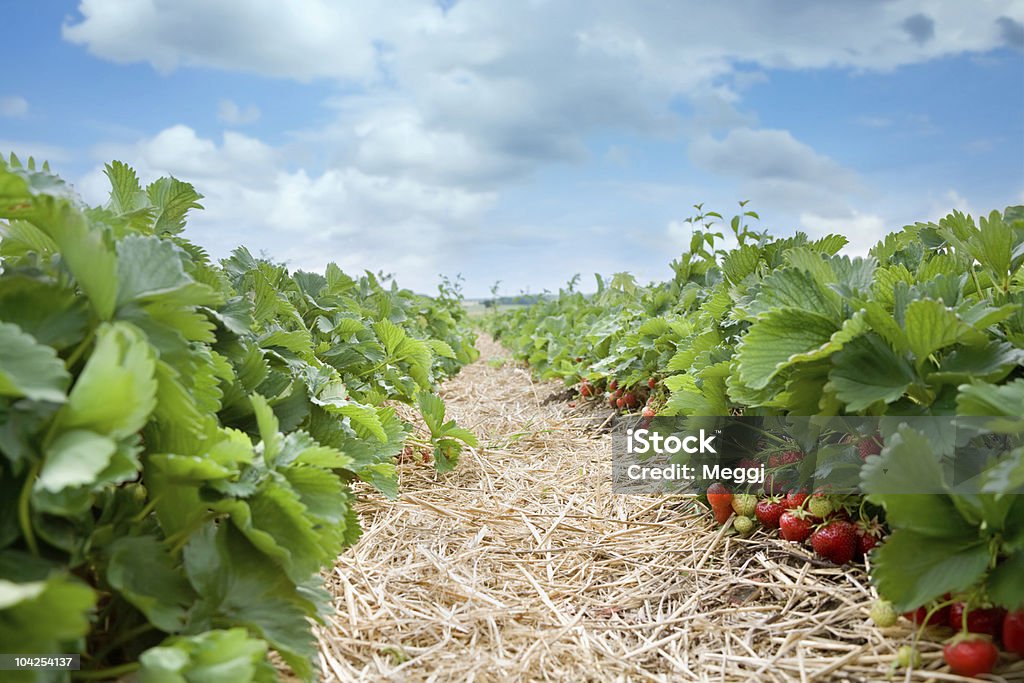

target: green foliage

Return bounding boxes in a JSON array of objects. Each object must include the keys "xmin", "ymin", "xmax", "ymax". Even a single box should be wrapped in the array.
[
  {"xmin": 490, "ymin": 202, "xmax": 1024, "ymax": 614},
  {"xmin": 0, "ymin": 156, "xmax": 478, "ymax": 680}
]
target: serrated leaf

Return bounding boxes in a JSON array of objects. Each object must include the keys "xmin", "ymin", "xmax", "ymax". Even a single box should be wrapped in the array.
[
  {"xmin": 871, "ymin": 531, "xmax": 990, "ymax": 611},
  {"xmin": 827, "ymin": 333, "xmax": 916, "ymax": 411},
  {"xmin": 736, "ymin": 309, "xmax": 838, "ymax": 390},
  {"xmin": 106, "ymin": 535, "xmax": 194, "ymax": 632},
  {"xmin": 61, "ymin": 322, "xmax": 158, "ymax": 438},
  {"xmin": 904, "ymin": 299, "xmax": 966, "ymax": 360},
  {"xmin": 0, "ymin": 321, "xmax": 70, "ymax": 402},
  {"xmin": 36, "ymin": 429, "xmax": 117, "ymax": 493},
  {"xmin": 146, "ymin": 176, "xmax": 203, "ymax": 236},
  {"xmin": 139, "ymin": 628, "xmax": 275, "ymax": 683}
]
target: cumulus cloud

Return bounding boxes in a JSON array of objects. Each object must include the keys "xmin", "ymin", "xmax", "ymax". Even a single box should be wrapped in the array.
[
  {"xmin": 997, "ymin": 16, "xmax": 1024, "ymax": 48},
  {"xmin": 902, "ymin": 13, "xmax": 936, "ymax": 45},
  {"xmin": 0, "ymin": 95, "xmax": 29, "ymax": 118},
  {"xmin": 217, "ymin": 99, "xmax": 261, "ymax": 125},
  {"xmin": 690, "ymin": 128, "xmax": 860, "ymax": 194},
  {"xmin": 62, "ymin": 0, "xmax": 1024, "ymax": 189},
  {"xmin": 79, "ymin": 125, "xmax": 495, "ymax": 290}
]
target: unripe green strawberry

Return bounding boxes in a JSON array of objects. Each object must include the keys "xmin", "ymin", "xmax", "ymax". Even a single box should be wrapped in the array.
[
  {"xmin": 807, "ymin": 494, "xmax": 833, "ymax": 519},
  {"xmin": 731, "ymin": 493, "xmax": 757, "ymax": 517},
  {"xmin": 896, "ymin": 645, "xmax": 921, "ymax": 668},
  {"xmin": 870, "ymin": 600, "xmax": 897, "ymax": 627},
  {"xmin": 733, "ymin": 516, "xmax": 754, "ymax": 536}
]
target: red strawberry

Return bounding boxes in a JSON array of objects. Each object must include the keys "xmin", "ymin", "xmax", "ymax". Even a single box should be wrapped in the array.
[
  {"xmin": 857, "ymin": 533, "xmax": 877, "ymax": 557},
  {"xmin": 608, "ymin": 395, "xmax": 618, "ymax": 408},
  {"xmin": 779, "ymin": 511, "xmax": 812, "ymax": 542},
  {"xmin": 615, "ymin": 397, "xmax": 625, "ymax": 409},
  {"xmin": 608, "ymin": 379, "xmax": 618, "ymax": 392},
  {"xmin": 948, "ymin": 603, "xmax": 1006, "ymax": 639},
  {"xmin": 707, "ymin": 483, "xmax": 733, "ymax": 525},
  {"xmin": 647, "ymin": 377, "xmax": 657, "ymax": 389},
  {"xmin": 943, "ymin": 636, "xmax": 998, "ymax": 677},
  {"xmin": 623, "ymin": 392, "xmax": 639, "ymax": 409},
  {"xmin": 782, "ymin": 492, "xmax": 809, "ymax": 510},
  {"xmin": 1003, "ymin": 610, "xmax": 1024, "ymax": 656},
  {"xmin": 579, "ymin": 381, "xmax": 593, "ymax": 397},
  {"xmin": 810, "ymin": 520, "xmax": 858, "ymax": 565},
  {"xmin": 642, "ymin": 406, "xmax": 656, "ymax": 418},
  {"xmin": 903, "ymin": 596, "xmax": 952, "ymax": 628},
  {"xmin": 857, "ymin": 434, "xmax": 883, "ymax": 460},
  {"xmin": 769, "ymin": 450, "xmax": 803, "ymax": 467},
  {"xmin": 755, "ymin": 499, "xmax": 785, "ymax": 529}
]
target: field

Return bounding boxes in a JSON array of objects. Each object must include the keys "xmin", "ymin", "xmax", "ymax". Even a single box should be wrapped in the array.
[{"xmin": 2, "ymin": 157, "xmax": 1023, "ymax": 682}]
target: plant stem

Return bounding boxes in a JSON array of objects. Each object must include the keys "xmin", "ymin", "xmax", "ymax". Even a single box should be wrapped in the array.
[{"xmin": 18, "ymin": 459, "xmax": 41, "ymax": 556}]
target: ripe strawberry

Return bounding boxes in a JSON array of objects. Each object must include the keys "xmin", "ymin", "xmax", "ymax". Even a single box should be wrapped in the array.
[
  {"xmin": 763, "ymin": 474, "xmax": 785, "ymax": 496},
  {"xmin": 779, "ymin": 511, "xmax": 812, "ymax": 542},
  {"xmin": 642, "ymin": 406, "xmax": 656, "ymax": 418},
  {"xmin": 623, "ymin": 392, "xmax": 639, "ymax": 409},
  {"xmin": 731, "ymin": 493, "xmax": 757, "ymax": 517},
  {"xmin": 579, "ymin": 381, "xmax": 593, "ymax": 397},
  {"xmin": 608, "ymin": 379, "xmax": 618, "ymax": 392},
  {"xmin": 810, "ymin": 520, "xmax": 858, "ymax": 565},
  {"xmin": 782, "ymin": 491, "xmax": 809, "ymax": 510},
  {"xmin": 1003, "ymin": 610, "xmax": 1024, "ymax": 656},
  {"xmin": 806, "ymin": 494, "xmax": 833, "ymax": 519},
  {"xmin": 903, "ymin": 598, "xmax": 952, "ymax": 628},
  {"xmin": 615, "ymin": 397, "xmax": 625, "ymax": 409},
  {"xmin": 943, "ymin": 636, "xmax": 998, "ymax": 677},
  {"xmin": 870, "ymin": 600, "xmax": 897, "ymax": 628},
  {"xmin": 948, "ymin": 603, "xmax": 1006, "ymax": 639},
  {"xmin": 647, "ymin": 377, "xmax": 657, "ymax": 389},
  {"xmin": 755, "ymin": 499, "xmax": 785, "ymax": 529},
  {"xmin": 768, "ymin": 450, "xmax": 803, "ymax": 467},
  {"xmin": 857, "ymin": 433, "xmax": 883, "ymax": 460},
  {"xmin": 733, "ymin": 516, "xmax": 754, "ymax": 536},
  {"xmin": 706, "ymin": 483, "xmax": 733, "ymax": 525},
  {"xmin": 858, "ymin": 533, "xmax": 877, "ymax": 557}
]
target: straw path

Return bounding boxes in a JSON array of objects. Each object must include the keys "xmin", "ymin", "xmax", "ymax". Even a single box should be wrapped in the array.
[{"xmin": 313, "ymin": 335, "xmax": 1024, "ymax": 682}]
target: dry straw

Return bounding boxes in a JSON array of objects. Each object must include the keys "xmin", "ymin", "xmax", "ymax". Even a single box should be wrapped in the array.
[{"xmin": 305, "ymin": 336, "xmax": 1024, "ymax": 682}]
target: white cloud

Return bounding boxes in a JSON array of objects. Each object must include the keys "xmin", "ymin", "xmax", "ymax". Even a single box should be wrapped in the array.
[
  {"xmin": 217, "ymin": 99, "xmax": 261, "ymax": 125},
  {"xmin": 0, "ymin": 95, "xmax": 29, "ymax": 118},
  {"xmin": 61, "ymin": 0, "xmax": 1024, "ymax": 188},
  {"xmin": 79, "ymin": 125, "xmax": 494, "ymax": 291}
]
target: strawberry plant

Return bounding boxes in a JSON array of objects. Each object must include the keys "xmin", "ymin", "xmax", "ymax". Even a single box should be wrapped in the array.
[{"xmin": 0, "ymin": 156, "xmax": 478, "ymax": 681}]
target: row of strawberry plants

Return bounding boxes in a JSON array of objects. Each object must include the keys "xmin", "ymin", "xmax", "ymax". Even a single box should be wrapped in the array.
[
  {"xmin": 490, "ymin": 204, "xmax": 1024, "ymax": 676},
  {"xmin": 0, "ymin": 157, "xmax": 478, "ymax": 681}
]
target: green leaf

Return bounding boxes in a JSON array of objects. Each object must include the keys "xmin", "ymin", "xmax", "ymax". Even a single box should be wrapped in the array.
[
  {"xmin": 139, "ymin": 628, "xmax": 275, "ymax": 683},
  {"xmin": 0, "ymin": 575, "xmax": 96, "ymax": 654},
  {"xmin": 904, "ymin": 299, "xmax": 966, "ymax": 361},
  {"xmin": 827, "ymin": 334, "xmax": 916, "ymax": 411},
  {"xmin": 116, "ymin": 234, "xmax": 194, "ymax": 305},
  {"xmin": 106, "ymin": 535, "xmax": 194, "ymax": 632},
  {"xmin": 104, "ymin": 161, "xmax": 148, "ymax": 216},
  {"xmin": 0, "ymin": 321, "xmax": 70, "ymax": 402},
  {"xmin": 60, "ymin": 322, "xmax": 158, "ymax": 439},
  {"xmin": 988, "ymin": 552, "xmax": 1024, "ymax": 610},
  {"xmin": 871, "ymin": 531, "xmax": 990, "ymax": 611},
  {"xmin": 736, "ymin": 309, "xmax": 839, "ymax": 390},
  {"xmin": 146, "ymin": 176, "xmax": 203, "ymax": 236},
  {"xmin": 36, "ymin": 429, "xmax": 117, "ymax": 493}
]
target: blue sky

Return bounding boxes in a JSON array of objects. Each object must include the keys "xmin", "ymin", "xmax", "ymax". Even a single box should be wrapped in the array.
[{"xmin": 2, "ymin": 1, "xmax": 1022, "ymax": 296}]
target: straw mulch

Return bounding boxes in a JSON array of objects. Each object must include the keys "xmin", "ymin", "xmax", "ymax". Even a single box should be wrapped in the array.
[{"xmin": 312, "ymin": 335, "xmax": 1024, "ymax": 682}]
